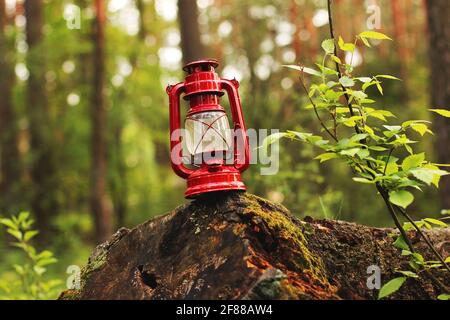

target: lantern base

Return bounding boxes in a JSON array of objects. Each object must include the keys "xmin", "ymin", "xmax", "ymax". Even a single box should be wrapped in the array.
[{"xmin": 185, "ymin": 165, "xmax": 246, "ymax": 198}]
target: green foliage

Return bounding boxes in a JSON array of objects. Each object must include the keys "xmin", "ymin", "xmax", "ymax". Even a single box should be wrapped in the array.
[
  {"xmin": 265, "ymin": 29, "xmax": 450, "ymax": 299},
  {"xmin": 429, "ymin": 109, "xmax": 450, "ymax": 118},
  {"xmin": 270, "ymin": 32, "xmax": 449, "ymax": 203},
  {"xmin": 389, "ymin": 190, "xmax": 414, "ymax": 209},
  {"xmin": 0, "ymin": 213, "xmax": 62, "ymax": 299},
  {"xmin": 380, "ymin": 217, "xmax": 449, "ymax": 299},
  {"xmin": 378, "ymin": 277, "xmax": 406, "ymax": 300}
]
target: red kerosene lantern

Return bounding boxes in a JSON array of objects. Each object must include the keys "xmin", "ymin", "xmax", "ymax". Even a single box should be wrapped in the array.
[{"xmin": 166, "ymin": 59, "xmax": 250, "ymax": 198}]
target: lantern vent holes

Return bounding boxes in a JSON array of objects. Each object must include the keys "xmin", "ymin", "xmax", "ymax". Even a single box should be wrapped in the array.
[{"xmin": 137, "ymin": 265, "xmax": 158, "ymax": 289}]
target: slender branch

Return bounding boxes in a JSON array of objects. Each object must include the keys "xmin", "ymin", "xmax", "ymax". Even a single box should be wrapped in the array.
[
  {"xmin": 325, "ymin": 0, "xmax": 449, "ymax": 293},
  {"xmin": 383, "ymin": 148, "xmax": 395, "ymax": 175},
  {"xmin": 376, "ymin": 184, "xmax": 415, "ymax": 252},
  {"xmin": 326, "ymin": 0, "xmax": 417, "ymax": 254},
  {"xmin": 298, "ymin": 76, "xmax": 338, "ymax": 142},
  {"xmin": 327, "ymin": 0, "xmax": 358, "ymax": 122}
]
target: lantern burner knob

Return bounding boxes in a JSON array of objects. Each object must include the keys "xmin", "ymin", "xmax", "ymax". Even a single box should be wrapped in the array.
[{"xmin": 183, "ymin": 59, "xmax": 219, "ymax": 74}]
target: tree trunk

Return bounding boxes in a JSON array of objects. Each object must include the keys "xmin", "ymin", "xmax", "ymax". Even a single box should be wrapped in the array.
[
  {"xmin": 177, "ymin": 0, "xmax": 205, "ymax": 65},
  {"xmin": 0, "ymin": 0, "xmax": 20, "ymax": 213},
  {"xmin": 24, "ymin": 0, "xmax": 59, "ymax": 236},
  {"xmin": 91, "ymin": 0, "xmax": 112, "ymax": 244},
  {"xmin": 60, "ymin": 192, "xmax": 449, "ymax": 300},
  {"xmin": 426, "ymin": 0, "xmax": 450, "ymax": 210}
]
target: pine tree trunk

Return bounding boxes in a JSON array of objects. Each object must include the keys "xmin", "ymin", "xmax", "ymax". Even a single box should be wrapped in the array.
[
  {"xmin": 177, "ymin": 0, "xmax": 205, "ymax": 65},
  {"xmin": 24, "ymin": 0, "xmax": 59, "ymax": 236},
  {"xmin": 426, "ymin": 0, "xmax": 450, "ymax": 210},
  {"xmin": 0, "ymin": 1, "xmax": 20, "ymax": 213},
  {"xmin": 91, "ymin": 0, "xmax": 112, "ymax": 243}
]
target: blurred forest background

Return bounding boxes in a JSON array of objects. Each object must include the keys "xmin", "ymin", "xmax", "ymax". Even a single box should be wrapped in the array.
[{"xmin": 0, "ymin": 0, "xmax": 449, "ymax": 296}]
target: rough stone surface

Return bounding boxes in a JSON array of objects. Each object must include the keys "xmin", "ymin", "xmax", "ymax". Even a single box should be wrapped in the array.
[{"xmin": 59, "ymin": 192, "xmax": 450, "ymax": 300}]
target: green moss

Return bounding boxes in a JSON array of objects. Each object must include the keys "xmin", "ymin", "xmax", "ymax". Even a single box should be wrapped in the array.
[
  {"xmin": 249, "ymin": 269, "xmax": 286, "ymax": 299},
  {"xmin": 240, "ymin": 194, "xmax": 329, "ymax": 286}
]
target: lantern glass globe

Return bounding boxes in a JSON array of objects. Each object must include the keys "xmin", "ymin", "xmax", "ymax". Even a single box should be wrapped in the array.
[{"xmin": 184, "ymin": 111, "xmax": 232, "ymax": 157}]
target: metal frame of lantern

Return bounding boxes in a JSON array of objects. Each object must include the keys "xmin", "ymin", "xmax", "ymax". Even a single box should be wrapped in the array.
[{"xmin": 166, "ymin": 59, "xmax": 250, "ymax": 198}]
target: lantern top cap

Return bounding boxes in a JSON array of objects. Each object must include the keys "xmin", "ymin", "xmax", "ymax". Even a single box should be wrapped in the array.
[{"xmin": 182, "ymin": 59, "xmax": 219, "ymax": 74}]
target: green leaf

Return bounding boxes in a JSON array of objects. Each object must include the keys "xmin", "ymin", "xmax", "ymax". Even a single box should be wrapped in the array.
[
  {"xmin": 36, "ymin": 257, "xmax": 58, "ymax": 267},
  {"xmin": 401, "ymin": 250, "xmax": 412, "ymax": 256},
  {"xmin": 369, "ymin": 146, "xmax": 388, "ymax": 151},
  {"xmin": 339, "ymin": 76, "xmax": 355, "ymax": 87},
  {"xmin": 385, "ymin": 162, "xmax": 399, "ymax": 175},
  {"xmin": 423, "ymin": 218, "xmax": 447, "ymax": 228},
  {"xmin": 351, "ymin": 90, "xmax": 367, "ymax": 100},
  {"xmin": 350, "ymin": 133, "xmax": 368, "ymax": 142},
  {"xmin": 17, "ymin": 211, "xmax": 30, "ymax": 223},
  {"xmin": 331, "ymin": 55, "xmax": 341, "ymax": 64},
  {"xmin": 261, "ymin": 132, "xmax": 289, "ymax": 150},
  {"xmin": 375, "ymin": 81, "xmax": 383, "ymax": 95},
  {"xmin": 321, "ymin": 39, "xmax": 335, "ymax": 54},
  {"xmin": 410, "ymin": 123, "xmax": 429, "ymax": 136},
  {"xmin": 359, "ymin": 31, "xmax": 392, "ymax": 41},
  {"xmin": 383, "ymin": 125, "xmax": 402, "ymax": 132},
  {"xmin": 24, "ymin": 230, "xmax": 39, "ymax": 242},
  {"xmin": 357, "ymin": 149, "xmax": 370, "ymax": 159},
  {"xmin": 396, "ymin": 270, "xmax": 418, "ymax": 278},
  {"xmin": 438, "ymin": 294, "xmax": 450, "ymax": 300},
  {"xmin": 429, "ymin": 109, "xmax": 450, "ymax": 118},
  {"xmin": 410, "ymin": 168, "xmax": 434, "ymax": 185},
  {"xmin": 283, "ymin": 65, "xmax": 322, "ymax": 77},
  {"xmin": 353, "ymin": 177, "xmax": 374, "ymax": 184},
  {"xmin": 340, "ymin": 148, "xmax": 360, "ymax": 157},
  {"xmin": 356, "ymin": 77, "xmax": 372, "ymax": 83},
  {"xmin": 393, "ymin": 236, "xmax": 409, "ymax": 250},
  {"xmin": 314, "ymin": 152, "xmax": 338, "ymax": 163},
  {"xmin": 375, "ymin": 74, "xmax": 401, "ymax": 81},
  {"xmin": 7, "ymin": 229, "xmax": 22, "ymax": 241},
  {"xmin": 338, "ymin": 36, "xmax": 355, "ymax": 52},
  {"xmin": 0, "ymin": 218, "xmax": 17, "ymax": 230},
  {"xmin": 378, "ymin": 277, "xmax": 406, "ymax": 299},
  {"xmin": 423, "ymin": 164, "xmax": 449, "ymax": 187},
  {"xmin": 402, "ymin": 153, "xmax": 425, "ymax": 171},
  {"xmin": 389, "ymin": 190, "xmax": 414, "ymax": 209},
  {"xmin": 13, "ymin": 264, "xmax": 25, "ymax": 275},
  {"xmin": 37, "ymin": 250, "xmax": 54, "ymax": 259},
  {"xmin": 324, "ymin": 89, "xmax": 339, "ymax": 101},
  {"xmin": 412, "ymin": 252, "xmax": 424, "ymax": 263},
  {"xmin": 360, "ymin": 36, "xmax": 371, "ymax": 47},
  {"xmin": 33, "ymin": 266, "xmax": 46, "ymax": 276}
]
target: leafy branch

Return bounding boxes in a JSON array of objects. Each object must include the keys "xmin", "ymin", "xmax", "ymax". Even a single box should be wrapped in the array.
[
  {"xmin": 0, "ymin": 212, "xmax": 61, "ymax": 299},
  {"xmin": 265, "ymin": 0, "xmax": 450, "ymax": 300}
]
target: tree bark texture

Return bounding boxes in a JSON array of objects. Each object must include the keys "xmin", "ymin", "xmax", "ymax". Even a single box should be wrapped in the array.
[
  {"xmin": 60, "ymin": 192, "xmax": 450, "ymax": 300},
  {"xmin": 91, "ymin": 0, "xmax": 112, "ymax": 244},
  {"xmin": 426, "ymin": 0, "xmax": 450, "ymax": 210},
  {"xmin": 25, "ymin": 0, "xmax": 59, "ymax": 235},
  {"xmin": 0, "ymin": 0, "xmax": 20, "ymax": 213},
  {"xmin": 177, "ymin": 0, "xmax": 205, "ymax": 65}
]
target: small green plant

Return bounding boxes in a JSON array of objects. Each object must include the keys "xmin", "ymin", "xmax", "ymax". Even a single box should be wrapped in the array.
[
  {"xmin": 0, "ymin": 212, "xmax": 62, "ymax": 299},
  {"xmin": 264, "ymin": 0, "xmax": 450, "ymax": 299},
  {"xmin": 381, "ymin": 218, "xmax": 450, "ymax": 299}
]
